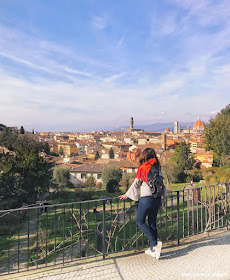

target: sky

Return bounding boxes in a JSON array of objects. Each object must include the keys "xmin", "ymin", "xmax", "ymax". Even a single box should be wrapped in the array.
[{"xmin": 0, "ymin": 0, "xmax": 229, "ymax": 132}]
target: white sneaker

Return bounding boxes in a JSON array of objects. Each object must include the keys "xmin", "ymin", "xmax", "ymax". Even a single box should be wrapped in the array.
[
  {"xmin": 145, "ymin": 248, "xmax": 156, "ymax": 258},
  {"xmin": 153, "ymin": 241, "xmax": 162, "ymax": 260}
]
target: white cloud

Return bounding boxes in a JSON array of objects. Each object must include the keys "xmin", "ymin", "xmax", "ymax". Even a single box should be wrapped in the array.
[
  {"xmin": 91, "ymin": 16, "xmax": 107, "ymax": 30},
  {"xmin": 104, "ymin": 72, "xmax": 125, "ymax": 83},
  {"xmin": 151, "ymin": 14, "xmax": 179, "ymax": 36},
  {"xmin": 116, "ymin": 35, "xmax": 124, "ymax": 48},
  {"xmin": 63, "ymin": 66, "xmax": 91, "ymax": 77},
  {"xmin": 0, "ymin": 23, "xmax": 109, "ymax": 82}
]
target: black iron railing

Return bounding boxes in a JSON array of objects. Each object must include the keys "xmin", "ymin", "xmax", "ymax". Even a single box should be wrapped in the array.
[{"xmin": 0, "ymin": 182, "xmax": 229, "ymax": 275}]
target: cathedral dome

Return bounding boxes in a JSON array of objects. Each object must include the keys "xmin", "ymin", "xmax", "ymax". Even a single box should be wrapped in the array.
[
  {"xmin": 165, "ymin": 128, "xmax": 170, "ymax": 132},
  {"xmin": 193, "ymin": 117, "xmax": 204, "ymax": 131}
]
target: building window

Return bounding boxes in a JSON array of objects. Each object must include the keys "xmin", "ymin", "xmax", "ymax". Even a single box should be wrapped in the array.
[
  {"xmin": 97, "ymin": 174, "xmax": 101, "ymax": 179},
  {"xmin": 91, "ymin": 173, "xmax": 93, "ymax": 177},
  {"xmin": 81, "ymin": 173, "xmax": 86, "ymax": 179}
]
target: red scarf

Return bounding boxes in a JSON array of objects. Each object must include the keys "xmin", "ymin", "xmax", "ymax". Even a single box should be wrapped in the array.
[{"xmin": 136, "ymin": 158, "xmax": 156, "ymax": 183}]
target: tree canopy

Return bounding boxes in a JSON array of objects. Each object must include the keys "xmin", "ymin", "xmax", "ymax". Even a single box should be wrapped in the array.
[
  {"xmin": 52, "ymin": 165, "xmax": 70, "ymax": 193},
  {"xmin": 0, "ymin": 147, "xmax": 51, "ymax": 209},
  {"xmin": 19, "ymin": 126, "xmax": 25, "ymax": 134},
  {"xmin": 0, "ymin": 127, "xmax": 18, "ymax": 150},
  {"xmin": 169, "ymin": 142, "xmax": 194, "ymax": 183},
  {"xmin": 171, "ymin": 142, "xmax": 193, "ymax": 170},
  {"xmin": 0, "ymin": 128, "xmax": 49, "ymax": 153},
  {"xmin": 205, "ymin": 104, "xmax": 230, "ymax": 159},
  {"xmin": 102, "ymin": 165, "xmax": 122, "ymax": 185}
]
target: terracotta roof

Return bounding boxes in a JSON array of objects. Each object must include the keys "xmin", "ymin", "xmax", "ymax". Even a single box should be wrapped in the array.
[
  {"xmin": 71, "ymin": 162, "xmax": 103, "ymax": 173},
  {"xmin": 108, "ymin": 160, "xmax": 138, "ymax": 168},
  {"xmin": 137, "ymin": 143, "xmax": 161, "ymax": 150}
]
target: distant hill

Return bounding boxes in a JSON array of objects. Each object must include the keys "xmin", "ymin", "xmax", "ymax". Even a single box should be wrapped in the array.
[{"xmin": 120, "ymin": 122, "xmax": 194, "ymax": 132}]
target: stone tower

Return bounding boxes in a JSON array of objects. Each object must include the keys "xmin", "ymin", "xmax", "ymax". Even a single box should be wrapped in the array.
[
  {"xmin": 174, "ymin": 120, "xmax": 178, "ymax": 134},
  {"xmin": 161, "ymin": 134, "xmax": 167, "ymax": 151},
  {"xmin": 130, "ymin": 117, "xmax": 134, "ymax": 131}
]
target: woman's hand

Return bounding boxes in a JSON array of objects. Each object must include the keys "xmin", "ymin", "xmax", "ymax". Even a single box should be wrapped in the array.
[{"xmin": 118, "ymin": 194, "xmax": 128, "ymax": 200}]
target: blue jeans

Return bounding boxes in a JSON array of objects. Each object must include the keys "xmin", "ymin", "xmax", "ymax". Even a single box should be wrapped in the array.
[{"xmin": 136, "ymin": 196, "xmax": 161, "ymax": 249}]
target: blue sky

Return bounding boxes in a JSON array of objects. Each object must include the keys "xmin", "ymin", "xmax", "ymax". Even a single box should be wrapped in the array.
[{"xmin": 0, "ymin": 0, "xmax": 229, "ymax": 132}]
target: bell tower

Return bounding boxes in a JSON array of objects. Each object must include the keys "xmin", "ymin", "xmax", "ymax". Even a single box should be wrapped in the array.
[{"xmin": 130, "ymin": 117, "xmax": 134, "ymax": 131}]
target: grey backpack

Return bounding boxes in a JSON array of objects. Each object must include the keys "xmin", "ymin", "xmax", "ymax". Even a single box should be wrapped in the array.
[{"xmin": 148, "ymin": 168, "xmax": 165, "ymax": 198}]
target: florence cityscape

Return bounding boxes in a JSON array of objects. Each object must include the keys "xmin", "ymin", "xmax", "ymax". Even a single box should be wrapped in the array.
[{"xmin": 0, "ymin": 1, "xmax": 230, "ymax": 279}]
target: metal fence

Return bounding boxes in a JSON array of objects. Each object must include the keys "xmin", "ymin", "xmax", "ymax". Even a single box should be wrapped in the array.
[{"xmin": 0, "ymin": 182, "xmax": 229, "ymax": 275}]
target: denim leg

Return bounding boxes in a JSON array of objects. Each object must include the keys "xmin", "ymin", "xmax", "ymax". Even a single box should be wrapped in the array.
[
  {"xmin": 136, "ymin": 197, "xmax": 160, "ymax": 249},
  {"xmin": 148, "ymin": 206, "xmax": 160, "ymax": 247}
]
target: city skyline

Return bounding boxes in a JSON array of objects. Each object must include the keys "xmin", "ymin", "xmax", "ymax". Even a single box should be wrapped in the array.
[{"xmin": 0, "ymin": 0, "xmax": 229, "ymax": 131}]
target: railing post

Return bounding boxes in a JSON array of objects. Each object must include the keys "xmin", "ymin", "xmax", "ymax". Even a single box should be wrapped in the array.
[
  {"xmin": 177, "ymin": 191, "xmax": 180, "ymax": 245},
  {"xmin": 102, "ymin": 200, "xmax": 106, "ymax": 259}
]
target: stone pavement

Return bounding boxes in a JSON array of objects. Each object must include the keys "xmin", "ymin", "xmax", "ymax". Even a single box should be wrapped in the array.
[{"xmin": 1, "ymin": 228, "xmax": 230, "ymax": 280}]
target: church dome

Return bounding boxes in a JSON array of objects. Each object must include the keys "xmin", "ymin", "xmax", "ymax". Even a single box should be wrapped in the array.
[
  {"xmin": 165, "ymin": 128, "xmax": 170, "ymax": 132},
  {"xmin": 193, "ymin": 117, "xmax": 204, "ymax": 131}
]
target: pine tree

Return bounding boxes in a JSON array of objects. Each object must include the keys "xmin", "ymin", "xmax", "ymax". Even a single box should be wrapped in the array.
[
  {"xmin": 59, "ymin": 146, "xmax": 64, "ymax": 156},
  {"xmin": 19, "ymin": 126, "xmax": 25, "ymax": 134},
  {"xmin": 109, "ymin": 148, "xmax": 115, "ymax": 159},
  {"xmin": 94, "ymin": 151, "xmax": 100, "ymax": 160}
]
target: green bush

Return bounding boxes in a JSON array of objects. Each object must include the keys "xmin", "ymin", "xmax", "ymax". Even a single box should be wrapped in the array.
[
  {"xmin": 73, "ymin": 189, "xmax": 93, "ymax": 200},
  {"xmin": 84, "ymin": 176, "xmax": 96, "ymax": 190},
  {"xmin": 102, "ymin": 165, "xmax": 122, "ymax": 185},
  {"xmin": 106, "ymin": 179, "xmax": 119, "ymax": 193}
]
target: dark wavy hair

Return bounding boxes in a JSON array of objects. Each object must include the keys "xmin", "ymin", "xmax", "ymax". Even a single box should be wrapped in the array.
[{"xmin": 139, "ymin": 148, "xmax": 160, "ymax": 170}]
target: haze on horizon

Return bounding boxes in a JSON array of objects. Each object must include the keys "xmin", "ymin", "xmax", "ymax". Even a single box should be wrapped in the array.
[{"xmin": 0, "ymin": 0, "xmax": 229, "ymax": 132}]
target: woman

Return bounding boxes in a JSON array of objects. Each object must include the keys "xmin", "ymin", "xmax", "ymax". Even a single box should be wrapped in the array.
[{"xmin": 118, "ymin": 148, "xmax": 167, "ymax": 259}]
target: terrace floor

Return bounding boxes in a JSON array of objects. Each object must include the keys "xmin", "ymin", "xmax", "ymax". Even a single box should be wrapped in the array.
[{"xmin": 2, "ymin": 228, "xmax": 230, "ymax": 280}]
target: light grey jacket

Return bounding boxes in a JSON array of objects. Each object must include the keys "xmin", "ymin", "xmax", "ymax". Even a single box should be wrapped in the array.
[{"xmin": 125, "ymin": 167, "xmax": 167, "ymax": 201}]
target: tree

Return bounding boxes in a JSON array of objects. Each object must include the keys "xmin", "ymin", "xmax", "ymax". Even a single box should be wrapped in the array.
[
  {"xmin": 59, "ymin": 146, "xmax": 64, "ymax": 156},
  {"xmin": 19, "ymin": 126, "xmax": 25, "ymax": 134},
  {"xmin": 205, "ymin": 104, "xmax": 230, "ymax": 161},
  {"xmin": 106, "ymin": 179, "xmax": 119, "ymax": 193},
  {"xmin": 169, "ymin": 142, "xmax": 195, "ymax": 183},
  {"xmin": 13, "ymin": 134, "xmax": 43, "ymax": 153},
  {"xmin": 102, "ymin": 165, "xmax": 122, "ymax": 185},
  {"xmin": 84, "ymin": 176, "xmax": 96, "ymax": 190},
  {"xmin": 171, "ymin": 142, "xmax": 193, "ymax": 170},
  {"xmin": 0, "ymin": 147, "xmax": 51, "ymax": 208},
  {"xmin": 0, "ymin": 123, "xmax": 6, "ymax": 131},
  {"xmin": 170, "ymin": 165, "xmax": 187, "ymax": 183},
  {"xmin": 0, "ymin": 130, "xmax": 44, "ymax": 153},
  {"xmin": 161, "ymin": 160, "xmax": 178, "ymax": 187},
  {"xmin": 109, "ymin": 148, "xmax": 115, "ymax": 159},
  {"xmin": 0, "ymin": 127, "xmax": 18, "ymax": 150},
  {"xmin": 94, "ymin": 151, "xmax": 100, "ymax": 161},
  {"xmin": 52, "ymin": 165, "xmax": 70, "ymax": 194},
  {"xmin": 43, "ymin": 142, "xmax": 50, "ymax": 154}
]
